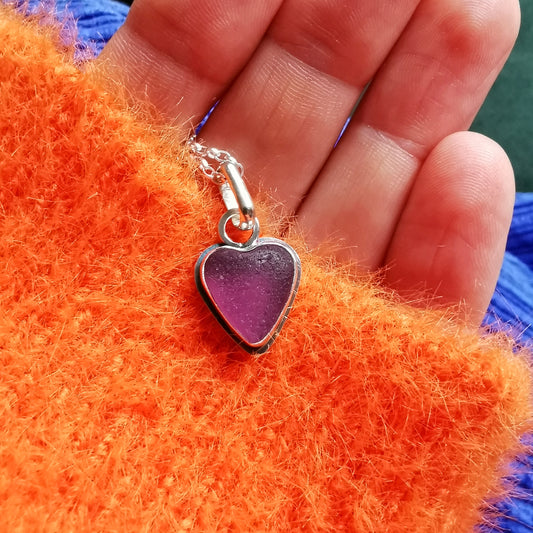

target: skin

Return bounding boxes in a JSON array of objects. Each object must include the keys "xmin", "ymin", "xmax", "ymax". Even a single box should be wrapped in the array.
[{"xmin": 98, "ymin": 0, "xmax": 520, "ymax": 325}]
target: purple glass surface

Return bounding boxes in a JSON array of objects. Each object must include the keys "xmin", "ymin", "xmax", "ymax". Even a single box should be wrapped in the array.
[{"xmin": 202, "ymin": 242, "xmax": 296, "ymax": 345}]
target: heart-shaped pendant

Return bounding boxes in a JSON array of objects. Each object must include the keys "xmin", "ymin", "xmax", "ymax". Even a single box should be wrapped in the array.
[
  {"xmin": 189, "ymin": 138, "xmax": 301, "ymax": 354},
  {"xmin": 195, "ymin": 236, "xmax": 301, "ymax": 354}
]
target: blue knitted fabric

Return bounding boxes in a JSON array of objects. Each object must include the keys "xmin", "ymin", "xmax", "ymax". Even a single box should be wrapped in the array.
[
  {"xmin": 16, "ymin": 1, "xmax": 533, "ymax": 530},
  {"xmin": 483, "ymin": 193, "xmax": 533, "ymax": 532},
  {"xmin": 486, "ymin": 194, "xmax": 533, "ymax": 345},
  {"xmin": 16, "ymin": 0, "xmax": 128, "ymax": 55}
]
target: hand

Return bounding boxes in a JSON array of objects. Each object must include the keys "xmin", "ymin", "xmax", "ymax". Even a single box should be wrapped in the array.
[{"xmin": 99, "ymin": 0, "xmax": 519, "ymax": 324}]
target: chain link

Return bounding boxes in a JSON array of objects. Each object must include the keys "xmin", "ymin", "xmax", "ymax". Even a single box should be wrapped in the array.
[
  {"xmin": 187, "ymin": 136, "xmax": 244, "ymax": 185},
  {"xmin": 187, "ymin": 135, "xmax": 258, "ymax": 234}
]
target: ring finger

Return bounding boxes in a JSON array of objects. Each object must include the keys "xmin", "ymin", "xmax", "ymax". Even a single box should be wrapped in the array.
[{"xmin": 298, "ymin": 0, "xmax": 520, "ymax": 268}]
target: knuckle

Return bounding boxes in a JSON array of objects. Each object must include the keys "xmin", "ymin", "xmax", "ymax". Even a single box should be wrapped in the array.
[{"xmin": 437, "ymin": 0, "xmax": 520, "ymax": 59}]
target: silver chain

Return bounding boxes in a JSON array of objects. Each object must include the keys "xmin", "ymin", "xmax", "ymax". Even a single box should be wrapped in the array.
[
  {"xmin": 187, "ymin": 136, "xmax": 244, "ymax": 185},
  {"xmin": 187, "ymin": 135, "xmax": 257, "ymax": 240}
]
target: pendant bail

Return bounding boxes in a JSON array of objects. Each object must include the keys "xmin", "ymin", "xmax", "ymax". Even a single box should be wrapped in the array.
[{"xmin": 218, "ymin": 162, "xmax": 255, "ymax": 231}]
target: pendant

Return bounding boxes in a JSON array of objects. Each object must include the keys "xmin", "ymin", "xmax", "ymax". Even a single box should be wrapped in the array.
[{"xmin": 195, "ymin": 161, "xmax": 301, "ymax": 355}]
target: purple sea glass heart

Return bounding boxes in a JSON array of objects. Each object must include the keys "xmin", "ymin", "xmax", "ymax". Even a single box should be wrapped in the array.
[{"xmin": 195, "ymin": 238, "xmax": 301, "ymax": 354}]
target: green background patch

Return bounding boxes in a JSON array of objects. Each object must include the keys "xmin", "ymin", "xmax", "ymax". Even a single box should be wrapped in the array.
[{"xmin": 472, "ymin": 1, "xmax": 533, "ymax": 192}]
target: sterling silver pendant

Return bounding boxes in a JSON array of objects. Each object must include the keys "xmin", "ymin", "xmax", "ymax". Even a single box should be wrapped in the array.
[{"xmin": 193, "ymin": 153, "xmax": 300, "ymax": 354}]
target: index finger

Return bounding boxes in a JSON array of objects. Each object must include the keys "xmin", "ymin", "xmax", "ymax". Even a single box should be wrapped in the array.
[{"xmin": 98, "ymin": 0, "xmax": 282, "ymax": 124}]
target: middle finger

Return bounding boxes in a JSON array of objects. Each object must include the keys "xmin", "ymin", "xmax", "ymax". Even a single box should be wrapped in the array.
[{"xmin": 201, "ymin": 0, "xmax": 421, "ymax": 210}]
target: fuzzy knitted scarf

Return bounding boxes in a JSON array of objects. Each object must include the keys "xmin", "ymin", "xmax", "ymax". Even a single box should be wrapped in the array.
[{"xmin": 0, "ymin": 6, "xmax": 531, "ymax": 531}]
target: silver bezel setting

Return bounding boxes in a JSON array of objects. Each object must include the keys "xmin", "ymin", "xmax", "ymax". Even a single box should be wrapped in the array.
[{"xmin": 195, "ymin": 237, "xmax": 301, "ymax": 355}]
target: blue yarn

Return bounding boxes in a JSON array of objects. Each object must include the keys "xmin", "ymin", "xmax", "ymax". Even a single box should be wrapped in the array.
[
  {"xmin": 16, "ymin": 1, "xmax": 533, "ymax": 530},
  {"xmin": 485, "ymin": 194, "xmax": 533, "ymax": 532},
  {"xmin": 21, "ymin": 0, "xmax": 129, "ymax": 55},
  {"xmin": 488, "ymin": 194, "xmax": 533, "ymax": 343},
  {"xmin": 56, "ymin": 0, "xmax": 129, "ymax": 54}
]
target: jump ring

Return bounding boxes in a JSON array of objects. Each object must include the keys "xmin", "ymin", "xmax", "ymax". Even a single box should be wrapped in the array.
[{"xmin": 218, "ymin": 209, "xmax": 260, "ymax": 248}]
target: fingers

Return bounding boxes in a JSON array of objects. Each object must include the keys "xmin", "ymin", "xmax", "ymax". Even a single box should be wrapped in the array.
[
  {"xmin": 201, "ymin": 0, "xmax": 420, "ymax": 209},
  {"xmin": 384, "ymin": 132, "xmax": 515, "ymax": 324},
  {"xmin": 97, "ymin": 0, "xmax": 282, "ymax": 123},
  {"xmin": 297, "ymin": 0, "xmax": 520, "ymax": 267},
  {"xmin": 97, "ymin": 0, "xmax": 519, "ymax": 323}
]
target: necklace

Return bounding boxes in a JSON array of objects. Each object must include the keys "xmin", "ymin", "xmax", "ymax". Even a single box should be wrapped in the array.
[{"xmin": 189, "ymin": 136, "xmax": 301, "ymax": 355}]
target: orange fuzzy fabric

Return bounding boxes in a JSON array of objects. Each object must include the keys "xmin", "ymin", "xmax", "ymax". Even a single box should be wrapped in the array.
[{"xmin": 0, "ymin": 7, "xmax": 531, "ymax": 532}]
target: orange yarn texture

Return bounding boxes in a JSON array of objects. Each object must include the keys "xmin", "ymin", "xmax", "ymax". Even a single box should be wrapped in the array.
[{"xmin": 0, "ymin": 7, "xmax": 531, "ymax": 532}]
